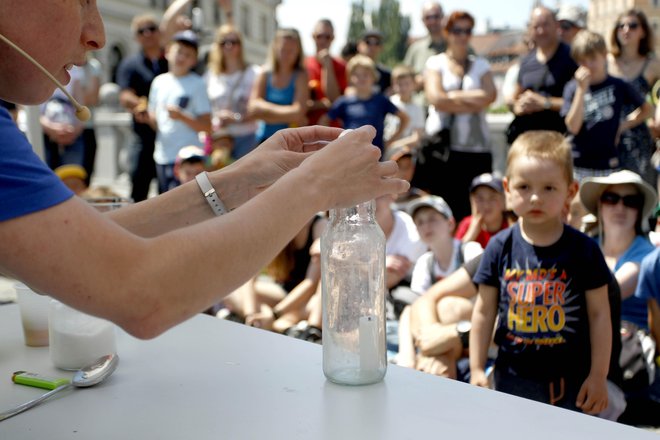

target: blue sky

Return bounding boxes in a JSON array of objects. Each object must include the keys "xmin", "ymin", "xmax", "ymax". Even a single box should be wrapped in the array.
[{"xmin": 277, "ymin": 0, "xmax": 590, "ymax": 57}]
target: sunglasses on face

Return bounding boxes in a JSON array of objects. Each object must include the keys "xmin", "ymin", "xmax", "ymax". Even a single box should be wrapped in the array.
[
  {"xmin": 220, "ymin": 39, "xmax": 240, "ymax": 48},
  {"xmin": 423, "ymin": 14, "xmax": 442, "ymax": 21},
  {"xmin": 617, "ymin": 22, "xmax": 640, "ymax": 31},
  {"xmin": 600, "ymin": 191, "xmax": 643, "ymax": 209},
  {"xmin": 314, "ymin": 34, "xmax": 333, "ymax": 40},
  {"xmin": 449, "ymin": 27, "xmax": 472, "ymax": 36},
  {"xmin": 365, "ymin": 39, "xmax": 382, "ymax": 46},
  {"xmin": 137, "ymin": 25, "xmax": 158, "ymax": 36},
  {"xmin": 559, "ymin": 21, "xmax": 576, "ymax": 31}
]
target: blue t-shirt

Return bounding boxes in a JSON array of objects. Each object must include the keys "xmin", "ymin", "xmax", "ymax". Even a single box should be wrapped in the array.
[
  {"xmin": 613, "ymin": 235, "xmax": 655, "ymax": 329},
  {"xmin": 561, "ymin": 75, "xmax": 644, "ymax": 170},
  {"xmin": 327, "ymin": 93, "xmax": 399, "ymax": 151},
  {"xmin": 0, "ymin": 107, "xmax": 73, "ymax": 222},
  {"xmin": 635, "ymin": 247, "xmax": 660, "ymax": 307},
  {"xmin": 256, "ymin": 72, "xmax": 297, "ymax": 143},
  {"xmin": 474, "ymin": 223, "xmax": 611, "ymax": 381}
]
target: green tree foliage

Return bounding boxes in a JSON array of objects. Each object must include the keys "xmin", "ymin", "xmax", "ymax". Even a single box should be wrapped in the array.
[
  {"xmin": 347, "ymin": 0, "xmax": 366, "ymax": 44},
  {"xmin": 347, "ymin": 0, "xmax": 410, "ymax": 67},
  {"xmin": 371, "ymin": 0, "xmax": 410, "ymax": 67}
]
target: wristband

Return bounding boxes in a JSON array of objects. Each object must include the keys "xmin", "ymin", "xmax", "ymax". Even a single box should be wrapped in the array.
[{"xmin": 195, "ymin": 171, "xmax": 228, "ymax": 216}]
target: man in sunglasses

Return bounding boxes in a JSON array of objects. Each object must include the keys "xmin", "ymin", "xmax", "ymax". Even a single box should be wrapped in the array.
[
  {"xmin": 403, "ymin": 1, "xmax": 446, "ymax": 91},
  {"xmin": 116, "ymin": 1, "xmax": 192, "ymax": 202},
  {"xmin": 305, "ymin": 19, "xmax": 347, "ymax": 125},
  {"xmin": 556, "ymin": 4, "xmax": 587, "ymax": 46}
]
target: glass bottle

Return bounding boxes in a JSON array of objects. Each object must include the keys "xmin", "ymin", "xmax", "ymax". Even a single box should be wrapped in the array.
[{"xmin": 321, "ymin": 200, "xmax": 387, "ymax": 385}]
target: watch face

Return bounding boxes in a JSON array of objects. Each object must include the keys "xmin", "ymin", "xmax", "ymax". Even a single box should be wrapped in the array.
[{"xmin": 456, "ymin": 320, "xmax": 472, "ymax": 334}]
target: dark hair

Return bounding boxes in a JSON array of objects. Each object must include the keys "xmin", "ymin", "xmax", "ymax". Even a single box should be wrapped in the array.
[
  {"xmin": 443, "ymin": 11, "xmax": 475, "ymax": 38},
  {"xmin": 341, "ymin": 41, "xmax": 358, "ymax": 60},
  {"xmin": 610, "ymin": 9, "xmax": 654, "ymax": 57}
]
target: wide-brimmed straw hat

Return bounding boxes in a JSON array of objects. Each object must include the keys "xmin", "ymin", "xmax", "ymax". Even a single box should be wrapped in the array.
[{"xmin": 579, "ymin": 170, "xmax": 658, "ymax": 219}]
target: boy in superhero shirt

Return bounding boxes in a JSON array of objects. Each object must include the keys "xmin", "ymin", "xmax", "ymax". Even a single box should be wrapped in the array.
[{"xmin": 470, "ymin": 130, "xmax": 612, "ymax": 414}]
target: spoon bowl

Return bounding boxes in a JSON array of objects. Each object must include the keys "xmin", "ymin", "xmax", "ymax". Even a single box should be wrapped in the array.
[{"xmin": 0, "ymin": 354, "xmax": 119, "ymax": 422}]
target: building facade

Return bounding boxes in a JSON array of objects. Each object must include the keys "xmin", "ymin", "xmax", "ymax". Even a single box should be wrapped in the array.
[
  {"xmin": 96, "ymin": 0, "xmax": 280, "ymax": 83},
  {"xmin": 588, "ymin": 0, "xmax": 660, "ymax": 51}
]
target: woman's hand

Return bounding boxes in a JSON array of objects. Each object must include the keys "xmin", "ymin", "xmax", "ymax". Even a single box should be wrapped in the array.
[{"xmin": 220, "ymin": 125, "xmax": 409, "ymax": 210}]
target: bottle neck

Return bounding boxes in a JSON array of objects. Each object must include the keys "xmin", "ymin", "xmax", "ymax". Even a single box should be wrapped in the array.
[{"xmin": 330, "ymin": 200, "xmax": 376, "ymax": 223}]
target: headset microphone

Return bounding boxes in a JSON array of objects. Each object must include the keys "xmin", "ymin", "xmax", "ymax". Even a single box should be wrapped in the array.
[{"xmin": 0, "ymin": 33, "xmax": 91, "ymax": 121}]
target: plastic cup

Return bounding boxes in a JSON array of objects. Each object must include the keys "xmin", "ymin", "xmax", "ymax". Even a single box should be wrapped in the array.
[{"xmin": 15, "ymin": 283, "xmax": 51, "ymax": 347}]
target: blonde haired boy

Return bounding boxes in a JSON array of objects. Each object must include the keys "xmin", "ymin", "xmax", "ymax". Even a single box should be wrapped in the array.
[
  {"xmin": 322, "ymin": 55, "xmax": 409, "ymax": 151},
  {"xmin": 470, "ymin": 130, "xmax": 612, "ymax": 415}
]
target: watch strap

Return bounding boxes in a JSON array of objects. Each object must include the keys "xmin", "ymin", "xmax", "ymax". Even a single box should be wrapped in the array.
[{"xmin": 195, "ymin": 171, "xmax": 228, "ymax": 216}]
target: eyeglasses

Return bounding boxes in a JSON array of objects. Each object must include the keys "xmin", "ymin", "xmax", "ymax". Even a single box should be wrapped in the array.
[
  {"xmin": 449, "ymin": 27, "xmax": 472, "ymax": 36},
  {"xmin": 137, "ymin": 25, "xmax": 158, "ymax": 36},
  {"xmin": 559, "ymin": 21, "xmax": 576, "ymax": 31},
  {"xmin": 600, "ymin": 192, "xmax": 643, "ymax": 209},
  {"xmin": 220, "ymin": 39, "xmax": 240, "ymax": 48},
  {"xmin": 617, "ymin": 22, "xmax": 640, "ymax": 31},
  {"xmin": 314, "ymin": 34, "xmax": 333, "ymax": 40},
  {"xmin": 365, "ymin": 38, "xmax": 382, "ymax": 46},
  {"xmin": 423, "ymin": 14, "xmax": 442, "ymax": 21}
]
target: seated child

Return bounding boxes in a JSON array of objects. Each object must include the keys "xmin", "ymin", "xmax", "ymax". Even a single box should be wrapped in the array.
[
  {"xmin": 455, "ymin": 173, "xmax": 508, "ymax": 259},
  {"xmin": 384, "ymin": 145, "xmax": 427, "ymax": 210},
  {"xmin": 174, "ymin": 146, "xmax": 208, "ymax": 184},
  {"xmin": 394, "ymin": 195, "xmax": 474, "ymax": 378},
  {"xmin": 54, "ymin": 164, "xmax": 88, "ymax": 196},
  {"xmin": 321, "ymin": 54, "xmax": 409, "ymax": 152}
]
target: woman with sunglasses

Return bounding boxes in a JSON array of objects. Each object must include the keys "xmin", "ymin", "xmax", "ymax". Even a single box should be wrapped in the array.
[
  {"xmin": 580, "ymin": 170, "xmax": 660, "ymax": 421},
  {"xmin": 608, "ymin": 9, "xmax": 660, "ymax": 187},
  {"xmin": 205, "ymin": 25, "xmax": 259, "ymax": 160},
  {"xmin": 423, "ymin": 10, "xmax": 497, "ymax": 222},
  {"xmin": 248, "ymin": 28, "xmax": 309, "ymax": 144},
  {"xmin": 579, "ymin": 170, "xmax": 657, "ymax": 329}
]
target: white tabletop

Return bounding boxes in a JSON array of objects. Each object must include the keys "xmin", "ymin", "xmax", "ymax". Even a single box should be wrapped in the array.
[{"xmin": 0, "ymin": 304, "xmax": 655, "ymax": 439}]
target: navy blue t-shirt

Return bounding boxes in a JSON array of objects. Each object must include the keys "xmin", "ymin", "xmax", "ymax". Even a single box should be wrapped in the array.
[
  {"xmin": 473, "ymin": 223, "xmax": 611, "ymax": 381},
  {"xmin": 513, "ymin": 43, "xmax": 578, "ymax": 136},
  {"xmin": 115, "ymin": 51, "xmax": 168, "ymax": 136},
  {"xmin": 0, "ymin": 107, "xmax": 73, "ymax": 222},
  {"xmin": 561, "ymin": 75, "xmax": 644, "ymax": 170},
  {"xmin": 327, "ymin": 93, "xmax": 399, "ymax": 151}
]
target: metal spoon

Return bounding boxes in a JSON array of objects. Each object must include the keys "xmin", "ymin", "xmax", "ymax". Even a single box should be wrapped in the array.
[{"xmin": 0, "ymin": 354, "xmax": 119, "ymax": 422}]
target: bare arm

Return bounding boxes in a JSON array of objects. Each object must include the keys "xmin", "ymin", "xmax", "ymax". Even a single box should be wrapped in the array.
[
  {"xmin": 614, "ymin": 261, "xmax": 642, "ymax": 300},
  {"xmin": 424, "ymin": 69, "xmax": 478, "ymax": 114},
  {"xmin": 620, "ymin": 101, "xmax": 653, "ymax": 133},
  {"xmin": 319, "ymin": 51, "xmax": 341, "ymax": 102},
  {"xmin": 160, "ymin": 0, "xmax": 193, "ymax": 45},
  {"xmin": 565, "ymin": 68, "xmax": 590, "ymax": 135},
  {"xmin": 447, "ymin": 70, "xmax": 497, "ymax": 110},
  {"xmin": 167, "ymin": 107, "xmax": 212, "ymax": 133},
  {"xmin": 576, "ymin": 285, "xmax": 611, "ymax": 415},
  {"xmin": 248, "ymin": 71, "xmax": 309, "ymax": 125},
  {"xmin": 0, "ymin": 126, "xmax": 407, "ymax": 339},
  {"xmin": 648, "ymin": 299, "xmax": 660, "ymax": 353},
  {"xmin": 469, "ymin": 284, "xmax": 498, "ymax": 387},
  {"xmin": 385, "ymin": 109, "xmax": 410, "ymax": 146},
  {"xmin": 410, "ymin": 267, "xmax": 476, "ymax": 339}
]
